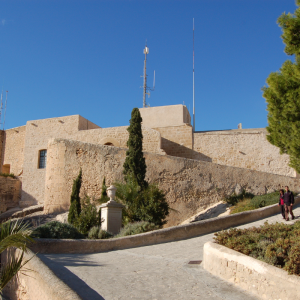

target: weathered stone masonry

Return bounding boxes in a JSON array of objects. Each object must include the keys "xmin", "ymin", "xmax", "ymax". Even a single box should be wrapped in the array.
[{"xmin": 44, "ymin": 139, "xmax": 300, "ymax": 226}]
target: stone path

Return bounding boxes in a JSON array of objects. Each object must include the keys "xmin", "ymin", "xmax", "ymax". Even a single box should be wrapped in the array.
[{"xmin": 40, "ymin": 205, "xmax": 300, "ymax": 300}]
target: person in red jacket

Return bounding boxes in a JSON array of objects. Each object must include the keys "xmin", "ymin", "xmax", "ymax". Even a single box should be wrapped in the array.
[
  {"xmin": 283, "ymin": 186, "xmax": 295, "ymax": 221},
  {"xmin": 278, "ymin": 189, "xmax": 285, "ymax": 219}
]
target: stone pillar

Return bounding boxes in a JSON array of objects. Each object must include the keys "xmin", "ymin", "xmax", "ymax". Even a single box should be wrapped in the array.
[{"xmin": 100, "ymin": 185, "xmax": 125, "ymax": 235}]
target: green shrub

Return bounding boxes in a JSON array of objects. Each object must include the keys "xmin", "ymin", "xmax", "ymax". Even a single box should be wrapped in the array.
[
  {"xmin": 115, "ymin": 176, "xmax": 169, "ymax": 226},
  {"xmin": 32, "ymin": 221, "xmax": 84, "ymax": 239},
  {"xmin": 73, "ymin": 195, "xmax": 100, "ymax": 235},
  {"xmin": 214, "ymin": 221, "xmax": 300, "ymax": 275},
  {"xmin": 224, "ymin": 190, "xmax": 254, "ymax": 206},
  {"xmin": 115, "ymin": 221, "xmax": 159, "ymax": 237},
  {"xmin": 87, "ymin": 226, "xmax": 113, "ymax": 239},
  {"xmin": 0, "ymin": 172, "xmax": 15, "ymax": 179},
  {"xmin": 230, "ymin": 191, "xmax": 287, "ymax": 214}
]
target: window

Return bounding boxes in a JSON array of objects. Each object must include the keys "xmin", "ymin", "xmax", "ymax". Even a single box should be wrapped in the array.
[{"xmin": 39, "ymin": 150, "xmax": 47, "ymax": 169}]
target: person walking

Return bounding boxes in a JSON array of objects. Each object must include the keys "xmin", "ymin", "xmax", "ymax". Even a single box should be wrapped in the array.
[
  {"xmin": 278, "ymin": 189, "xmax": 285, "ymax": 219},
  {"xmin": 283, "ymin": 186, "xmax": 295, "ymax": 221}
]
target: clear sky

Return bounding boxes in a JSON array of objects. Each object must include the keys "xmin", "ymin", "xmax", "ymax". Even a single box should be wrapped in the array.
[{"xmin": 0, "ymin": 0, "xmax": 297, "ymax": 131}]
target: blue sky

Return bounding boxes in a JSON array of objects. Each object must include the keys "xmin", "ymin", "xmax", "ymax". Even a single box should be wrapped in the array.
[{"xmin": 0, "ymin": 0, "xmax": 297, "ymax": 131}]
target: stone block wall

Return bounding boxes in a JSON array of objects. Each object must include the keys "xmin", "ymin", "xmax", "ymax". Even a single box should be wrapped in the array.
[
  {"xmin": 21, "ymin": 115, "xmax": 94, "ymax": 207},
  {"xmin": 1, "ymin": 126, "xmax": 26, "ymax": 176},
  {"xmin": 70, "ymin": 125, "xmax": 163, "ymax": 154},
  {"xmin": 44, "ymin": 138, "xmax": 300, "ymax": 226},
  {"xmin": 0, "ymin": 176, "xmax": 21, "ymax": 213},
  {"xmin": 194, "ymin": 128, "xmax": 296, "ymax": 177},
  {"xmin": 154, "ymin": 124, "xmax": 194, "ymax": 158}
]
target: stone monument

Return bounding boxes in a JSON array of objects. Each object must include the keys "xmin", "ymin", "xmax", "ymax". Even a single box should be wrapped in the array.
[{"xmin": 100, "ymin": 185, "xmax": 125, "ymax": 234}]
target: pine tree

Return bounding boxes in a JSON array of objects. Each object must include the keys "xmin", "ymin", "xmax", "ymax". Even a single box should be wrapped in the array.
[
  {"xmin": 123, "ymin": 108, "xmax": 148, "ymax": 190},
  {"xmin": 262, "ymin": 1, "xmax": 300, "ymax": 173},
  {"xmin": 68, "ymin": 169, "xmax": 82, "ymax": 224}
]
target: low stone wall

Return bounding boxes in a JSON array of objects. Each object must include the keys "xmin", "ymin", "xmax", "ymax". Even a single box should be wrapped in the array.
[
  {"xmin": 0, "ymin": 176, "xmax": 21, "ymax": 213},
  {"xmin": 31, "ymin": 199, "xmax": 300, "ymax": 254},
  {"xmin": 44, "ymin": 138, "xmax": 300, "ymax": 226},
  {"xmin": 2, "ymin": 248, "xmax": 81, "ymax": 300},
  {"xmin": 203, "ymin": 241, "xmax": 300, "ymax": 300}
]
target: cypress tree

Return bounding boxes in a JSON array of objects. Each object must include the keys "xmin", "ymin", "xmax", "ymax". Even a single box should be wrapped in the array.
[
  {"xmin": 263, "ymin": 1, "xmax": 300, "ymax": 173},
  {"xmin": 100, "ymin": 177, "xmax": 108, "ymax": 201},
  {"xmin": 123, "ymin": 108, "xmax": 148, "ymax": 190},
  {"xmin": 68, "ymin": 169, "xmax": 82, "ymax": 224}
]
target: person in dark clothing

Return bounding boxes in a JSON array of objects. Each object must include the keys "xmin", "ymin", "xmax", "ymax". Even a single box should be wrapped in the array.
[
  {"xmin": 278, "ymin": 189, "xmax": 285, "ymax": 219},
  {"xmin": 283, "ymin": 186, "xmax": 295, "ymax": 221}
]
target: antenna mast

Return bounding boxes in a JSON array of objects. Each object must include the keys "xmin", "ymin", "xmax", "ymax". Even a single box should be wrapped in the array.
[
  {"xmin": 193, "ymin": 18, "xmax": 195, "ymax": 132},
  {"xmin": 3, "ymin": 91, "xmax": 7, "ymax": 130},
  {"xmin": 142, "ymin": 43, "xmax": 155, "ymax": 107},
  {"xmin": 0, "ymin": 90, "xmax": 3, "ymax": 129}
]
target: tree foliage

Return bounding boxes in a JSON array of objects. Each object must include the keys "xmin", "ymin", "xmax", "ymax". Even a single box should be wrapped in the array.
[
  {"xmin": 263, "ymin": 1, "xmax": 300, "ymax": 172},
  {"xmin": 115, "ymin": 176, "xmax": 169, "ymax": 227},
  {"xmin": 0, "ymin": 220, "xmax": 34, "ymax": 294},
  {"xmin": 123, "ymin": 108, "xmax": 148, "ymax": 190},
  {"xmin": 68, "ymin": 169, "xmax": 82, "ymax": 224}
]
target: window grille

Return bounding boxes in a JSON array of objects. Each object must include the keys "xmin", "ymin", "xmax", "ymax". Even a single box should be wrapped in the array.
[{"xmin": 39, "ymin": 150, "xmax": 47, "ymax": 169}]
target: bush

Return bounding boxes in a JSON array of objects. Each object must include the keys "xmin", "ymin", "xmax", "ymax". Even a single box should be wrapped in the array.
[
  {"xmin": 115, "ymin": 221, "xmax": 159, "ymax": 237},
  {"xmin": 224, "ymin": 190, "xmax": 254, "ymax": 206},
  {"xmin": 73, "ymin": 195, "xmax": 100, "ymax": 235},
  {"xmin": 115, "ymin": 176, "xmax": 169, "ymax": 226},
  {"xmin": 0, "ymin": 172, "xmax": 15, "ymax": 179},
  {"xmin": 87, "ymin": 226, "xmax": 113, "ymax": 239},
  {"xmin": 214, "ymin": 220, "xmax": 300, "ymax": 275},
  {"xmin": 32, "ymin": 221, "xmax": 84, "ymax": 239}
]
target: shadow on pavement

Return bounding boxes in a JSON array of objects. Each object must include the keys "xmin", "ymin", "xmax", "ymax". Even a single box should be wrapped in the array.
[{"xmin": 38, "ymin": 254, "xmax": 105, "ymax": 300}]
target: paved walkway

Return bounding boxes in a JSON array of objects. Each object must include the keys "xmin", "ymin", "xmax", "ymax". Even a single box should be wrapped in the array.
[{"xmin": 40, "ymin": 205, "xmax": 300, "ymax": 300}]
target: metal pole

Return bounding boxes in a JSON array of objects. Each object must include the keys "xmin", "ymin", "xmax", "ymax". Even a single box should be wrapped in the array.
[
  {"xmin": 193, "ymin": 18, "xmax": 195, "ymax": 132},
  {"xmin": 143, "ymin": 48, "xmax": 147, "ymax": 108}
]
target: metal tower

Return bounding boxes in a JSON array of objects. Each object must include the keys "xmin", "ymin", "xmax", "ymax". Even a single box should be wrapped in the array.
[{"xmin": 142, "ymin": 44, "xmax": 155, "ymax": 108}]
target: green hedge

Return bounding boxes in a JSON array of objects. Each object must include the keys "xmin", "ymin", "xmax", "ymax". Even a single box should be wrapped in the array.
[{"xmin": 214, "ymin": 221, "xmax": 300, "ymax": 275}]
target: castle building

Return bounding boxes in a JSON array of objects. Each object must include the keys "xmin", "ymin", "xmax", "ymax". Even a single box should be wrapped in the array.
[{"xmin": 0, "ymin": 105, "xmax": 296, "ymax": 220}]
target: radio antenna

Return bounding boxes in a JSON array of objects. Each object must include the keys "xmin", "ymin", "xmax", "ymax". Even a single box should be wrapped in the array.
[
  {"xmin": 0, "ymin": 90, "xmax": 3, "ymax": 129},
  {"xmin": 193, "ymin": 18, "xmax": 195, "ymax": 132},
  {"xmin": 141, "ymin": 42, "xmax": 155, "ymax": 107},
  {"xmin": 3, "ymin": 91, "xmax": 7, "ymax": 130}
]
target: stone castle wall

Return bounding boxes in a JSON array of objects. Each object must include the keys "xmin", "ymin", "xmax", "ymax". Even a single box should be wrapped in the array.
[
  {"xmin": 44, "ymin": 139, "xmax": 300, "ymax": 227},
  {"xmin": 0, "ymin": 177, "xmax": 21, "ymax": 213},
  {"xmin": 70, "ymin": 125, "xmax": 163, "ymax": 154},
  {"xmin": 193, "ymin": 129, "xmax": 295, "ymax": 177},
  {"xmin": 21, "ymin": 115, "xmax": 94, "ymax": 207},
  {"xmin": 154, "ymin": 124, "xmax": 193, "ymax": 158},
  {"xmin": 2, "ymin": 126, "xmax": 27, "ymax": 176}
]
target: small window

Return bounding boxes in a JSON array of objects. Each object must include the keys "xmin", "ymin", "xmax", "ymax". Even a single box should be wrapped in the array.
[
  {"xmin": 39, "ymin": 150, "xmax": 47, "ymax": 169},
  {"xmin": 104, "ymin": 142, "xmax": 114, "ymax": 146}
]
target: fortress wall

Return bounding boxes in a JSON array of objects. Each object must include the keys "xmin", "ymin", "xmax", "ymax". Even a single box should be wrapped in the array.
[
  {"xmin": 193, "ymin": 129, "xmax": 295, "ymax": 177},
  {"xmin": 44, "ymin": 139, "xmax": 300, "ymax": 227},
  {"xmin": 153, "ymin": 124, "xmax": 193, "ymax": 158},
  {"xmin": 21, "ymin": 115, "xmax": 85, "ymax": 207},
  {"xmin": 2, "ymin": 126, "xmax": 26, "ymax": 176},
  {"xmin": 0, "ymin": 177, "xmax": 21, "ymax": 213},
  {"xmin": 70, "ymin": 125, "xmax": 163, "ymax": 154},
  {"xmin": 78, "ymin": 115, "xmax": 101, "ymax": 130}
]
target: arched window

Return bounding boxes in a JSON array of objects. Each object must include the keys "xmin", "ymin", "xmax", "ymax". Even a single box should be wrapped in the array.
[
  {"xmin": 104, "ymin": 142, "xmax": 114, "ymax": 146},
  {"xmin": 39, "ymin": 150, "xmax": 47, "ymax": 169}
]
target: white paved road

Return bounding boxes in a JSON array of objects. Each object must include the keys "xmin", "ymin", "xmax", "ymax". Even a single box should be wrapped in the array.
[{"xmin": 40, "ymin": 204, "xmax": 300, "ymax": 300}]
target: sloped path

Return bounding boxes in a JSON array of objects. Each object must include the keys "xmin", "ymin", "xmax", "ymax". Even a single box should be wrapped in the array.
[{"xmin": 40, "ymin": 205, "xmax": 300, "ymax": 300}]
